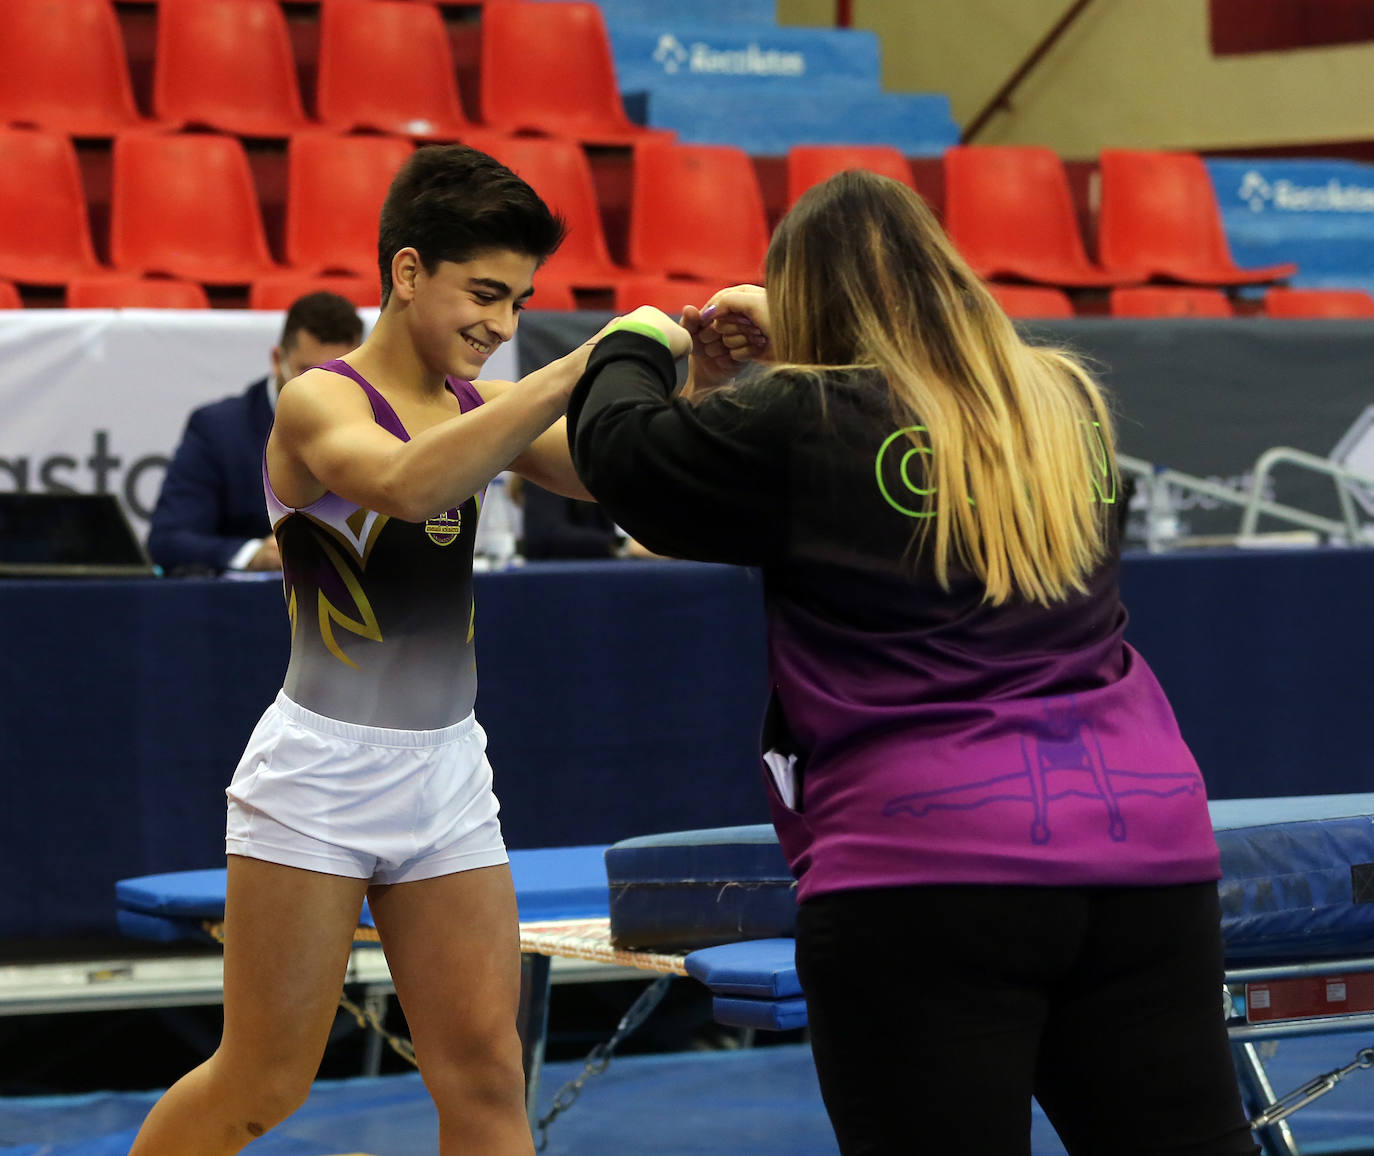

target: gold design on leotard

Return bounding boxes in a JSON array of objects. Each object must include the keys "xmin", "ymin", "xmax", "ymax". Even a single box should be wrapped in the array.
[
  {"xmin": 467, "ymin": 595, "xmax": 476, "ymax": 643},
  {"xmin": 286, "ymin": 586, "xmax": 298, "ymax": 640},
  {"xmin": 302, "ymin": 508, "xmax": 391, "ymax": 570},
  {"xmin": 425, "ymin": 506, "xmax": 462, "ymax": 546},
  {"xmin": 315, "ymin": 535, "xmax": 383, "ymax": 671}
]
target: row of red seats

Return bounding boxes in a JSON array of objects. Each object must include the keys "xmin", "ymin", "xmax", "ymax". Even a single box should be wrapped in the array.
[
  {"xmin": 0, "ymin": 129, "xmax": 758, "ymax": 295},
  {"xmin": 0, "ymin": 124, "xmax": 1310, "ymax": 306},
  {"xmin": 1, "ymin": 0, "xmax": 660, "ymax": 146},
  {"xmin": 4, "ymin": 276, "xmax": 1370, "ymax": 319},
  {"xmin": 992, "ymin": 285, "xmax": 1374, "ymax": 320}
]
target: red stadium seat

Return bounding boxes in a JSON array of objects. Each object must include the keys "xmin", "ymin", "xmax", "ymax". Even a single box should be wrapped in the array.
[
  {"xmin": 111, "ymin": 133, "xmax": 280, "ymax": 284},
  {"xmin": 786, "ymin": 145, "xmax": 915, "ymax": 207},
  {"xmin": 154, "ymin": 0, "xmax": 308, "ymax": 136},
  {"xmin": 629, "ymin": 142, "xmax": 769, "ymax": 285},
  {"xmin": 1262, "ymin": 287, "xmax": 1374, "ymax": 318},
  {"xmin": 944, "ymin": 146, "xmax": 1135, "ymax": 287},
  {"xmin": 476, "ymin": 136, "xmax": 624, "ymax": 288},
  {"xmin": 0, "ymin": 0, "xmax": 146, "ymax": 136},
  {"xmin": 317, "ymin": 1, "xmax": 471, "ymax": 138},
  {"xmin": 1098, "ymin": 150, "xmax": 1297, "ymax": 286},
  {"xmin": 67, "ymin": 275, "xmax": 210, "ymax": 309},
  {"xmin": 987, "ymin": 284, "xmax": 1075, "ymax": 320},
  {"xmin": 524, "ymin": 277, "xmax": 579, "ymax": 311},
  {"xmin": 0, "ymin": 281, "xmax": 21, "ymax": 309},
  {"xmin": 250, "ymin": 273, "xmax": 381, "ymax": 311},
  {"xmin": 613, "ymin": 274, "xmax": 722, "ymax": 315},
  {"xmin": 1109, "ymin": 287, "xmax": 1234, "ymax": 318},
  {"xmin": 0, "ymin": 130, "xmax": 105, "ymax": 285},
  {"xmin": 479, "ymin": 3, "xmax": 672, "ymax": 144},
  {"xmin": 286, "ymin": 133, "xmax": 414, "ymax": 276}
]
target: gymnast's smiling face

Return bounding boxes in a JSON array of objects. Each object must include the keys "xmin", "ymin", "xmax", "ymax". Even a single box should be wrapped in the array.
[{"xmin": 396, "ymin": 247, "xmax": 538, "ymax": 381}]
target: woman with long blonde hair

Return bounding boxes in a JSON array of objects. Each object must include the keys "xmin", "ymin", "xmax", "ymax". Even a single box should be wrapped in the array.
[{"xmin": 569, "ymin": 171, "xmax": 1256, "ymax": 1155}]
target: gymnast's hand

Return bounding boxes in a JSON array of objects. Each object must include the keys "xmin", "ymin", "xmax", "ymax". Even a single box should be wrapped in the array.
[{"xmin": 563, "ymin": 307, "xmax": 688, "ymax": 388}]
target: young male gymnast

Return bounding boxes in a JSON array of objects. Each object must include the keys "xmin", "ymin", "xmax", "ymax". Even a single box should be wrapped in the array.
[
  {"xmin": 566, "ymin": 172, "xmax": 1259, "ymax": 1155},
  {"xmin": 129, "ymin": 145, "xmax": 630, "ymax": 1156}
]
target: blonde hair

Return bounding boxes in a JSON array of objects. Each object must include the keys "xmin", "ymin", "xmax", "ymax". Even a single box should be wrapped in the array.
[{"xmin": 765, "ymin": 170, "xmax": 1118, "ymax": 606}]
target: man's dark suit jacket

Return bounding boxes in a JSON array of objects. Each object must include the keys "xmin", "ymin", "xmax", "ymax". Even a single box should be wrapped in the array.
[{"xmin": 147, "ymin": 378, "xmax": 274, "ymax": 574}]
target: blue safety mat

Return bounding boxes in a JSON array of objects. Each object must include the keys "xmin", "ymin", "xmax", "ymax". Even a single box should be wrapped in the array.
[
  {"xmin": 684, "ymin": 938, "xmax": 802, "ymax": 999},
  {"xmin": 4, "ymin": 1038, "xmax": 1374, "ymax": 1155},
  {"xmin": 610, "ymin": 798, "xmax": 1374, "ymax": 964},
  {"xmin": 114, "ymin": 845, "xmax": 612, "ymax": 943},
  {"xmin": 606, "ymin": 825, "xmax": 794, "ymax": 951},
  {"xmin": 685, "ymin": 938, "xmax": 799, "ymax": 1031},
  {"xmin": 1210, "ymin": 794, "xmax": 1374, "ymax": 960}
]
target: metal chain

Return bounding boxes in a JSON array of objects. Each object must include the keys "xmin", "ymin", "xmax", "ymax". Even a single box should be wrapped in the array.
[
  {"xmin": 533, "ymin": 975, "xmax": 674, "ymax": 1152},
  {"xmin": 338, "ymin": 994, "xmax": 419, "ymax": 1067},
  {"xmin": 210, "ymin": 917, "xmax": 675, "ymax": 1144},
  {"xmin": 1251, "ymin": 1046, "xmax": 1374, "ymax": 1128}
]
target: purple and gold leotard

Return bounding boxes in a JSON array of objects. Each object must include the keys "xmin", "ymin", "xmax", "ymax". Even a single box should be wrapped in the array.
[{"xmin": 266, "ymin": 360, "xmax": 485, "ymax": 731}]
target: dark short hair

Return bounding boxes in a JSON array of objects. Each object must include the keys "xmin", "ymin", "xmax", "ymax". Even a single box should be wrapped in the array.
[
  {"xmin": 280, "ymin": 291, "xmax": 364, "ymax": 349},
  {"xmin": 377, "ymin": 144, "xmax": 566, "ymax": 306}
]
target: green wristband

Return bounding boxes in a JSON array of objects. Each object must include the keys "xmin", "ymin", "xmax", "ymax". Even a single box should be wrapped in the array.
[{"xmin": 601, "ymin": 317, "xmax": 673, "ymax": 350}]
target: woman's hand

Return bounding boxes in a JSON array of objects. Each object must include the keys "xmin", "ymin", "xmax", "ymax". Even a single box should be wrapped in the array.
[
  {"xmin": 681, "ymin": 284, "xmax": 772, "ymax": 399},
  {"xmin": 704, "ymin": 285, "xmax": 773, "ymax": 364}
]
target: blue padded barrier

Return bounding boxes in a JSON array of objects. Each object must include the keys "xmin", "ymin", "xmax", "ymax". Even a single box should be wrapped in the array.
[
  {"xmin": 686, "ymin": 938, "xmax": 803, "ymax": 1031},
  {"xmin": 606, "ymin": 825, "xmax": 794, "ymax": 951},
  {"xmin": 1211, "ymin": 793, "xmax": 1374, "ymax": 961},
  {"xmin": 609, "ymin": 798, "xmax": 1374, "ymax": 963},
  {"xmin": 712, "ymin": 994, "xmax": 810, "ymax": 1032},
  {"xmin": 638, "ymin": 85, "xmax": 960, "ymax": 155},
  {"xmin": 115, "ymin": 909, "xmax": 215, "ymax": 945},
  {"xmin": 1206, "ymin": 158, "xmax": 1374, "ymax": 288},
  {"xmin": 683, "ymin": 938, "xmax": 801, "ymax": 998},
  {"xmin": 115, "ymin": 846, "xmax": 613, "ymax": 944},
  {"xmin": 674, "ymin": 797, "xmax": 1374, "ymax": 1032},
  {"xmin": 608, "ymin": 23, "xmax": 881, "ymax": 93},
  {"xmin": 507, "ymin": 846, "xmax": 616, "ymax": 922},
  {"xmin": 116, "ymin": 869, "xmax": 238, "ymax": 923}
]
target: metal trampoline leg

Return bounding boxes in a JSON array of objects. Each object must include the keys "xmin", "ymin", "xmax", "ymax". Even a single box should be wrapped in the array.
[
  {"xmin": 518, "ymin": 952, "xmax": 553, "ymax": 1130},
  {"xmin": 1233, "ymin": 1041, "xmax": 1301, "ymax": 1156}
]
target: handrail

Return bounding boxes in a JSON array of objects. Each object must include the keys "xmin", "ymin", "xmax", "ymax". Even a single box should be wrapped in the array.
[
  {"xmin": 1116, "ymin": 453, "xmax": 1355, "ymax": 543},
  {"xmin": 1241, "ymin": 446, "xmax": 1373, "ymax": 542},
  {"xmin": 961, "ymin": 0, "xmax": 1099, "ymax": 143}
]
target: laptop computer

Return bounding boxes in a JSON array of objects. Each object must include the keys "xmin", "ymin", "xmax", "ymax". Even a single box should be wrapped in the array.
[{"xmin": 0, "ymin": 492, "xmax": 158, "ymax": 578}]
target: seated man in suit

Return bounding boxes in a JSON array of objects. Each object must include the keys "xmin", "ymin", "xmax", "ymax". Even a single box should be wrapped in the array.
[
  {"xmin": 515, "ymin": 476, "xmax": 661, "ymax": 560},
  {"xmin": 148, "ymin": 293, "xmax": 364, "ymax": 575}
]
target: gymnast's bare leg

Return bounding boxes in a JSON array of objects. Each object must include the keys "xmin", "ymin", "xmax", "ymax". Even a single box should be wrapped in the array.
[
  {"xmin": 368, "ymin": 863, "xmax": 533, "ymax": 1155},
  {"xmin": 128, "ymin": 855, "xmax": 368, "ymax": 1155}
]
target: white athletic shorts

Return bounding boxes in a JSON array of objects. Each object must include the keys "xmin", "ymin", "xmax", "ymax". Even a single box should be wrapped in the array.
[{"xmin": 225, "ymin": 691, "xmax": 508, "ymax": 884}]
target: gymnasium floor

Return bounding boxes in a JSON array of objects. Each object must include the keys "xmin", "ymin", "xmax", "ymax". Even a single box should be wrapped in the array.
[{"xmin": 2, "ymin": 1035, "xmax": 1372, "ymax": 1155}]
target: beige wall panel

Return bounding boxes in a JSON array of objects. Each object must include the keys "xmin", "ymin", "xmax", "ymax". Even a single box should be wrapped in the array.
[{"xmin": 777, "ymin": 0, "xmax": 1374, "ymax": 157}]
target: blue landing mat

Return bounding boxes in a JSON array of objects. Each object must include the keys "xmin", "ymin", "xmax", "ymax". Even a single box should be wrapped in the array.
[{"xmin": 3, "ymin": 1039, "xmax": 1374, "ymax": 1155}]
